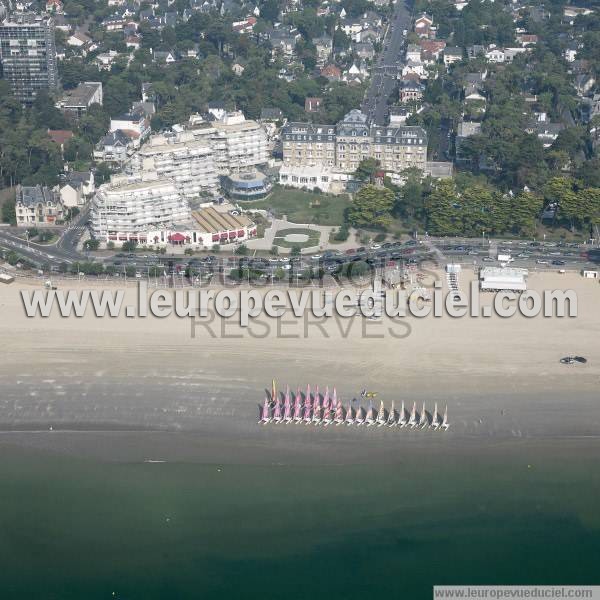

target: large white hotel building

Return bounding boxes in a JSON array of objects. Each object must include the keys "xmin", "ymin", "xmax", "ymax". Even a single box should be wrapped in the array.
[{"xmin": 91, "ymin": 112, "xmax": 269, "ymax": 246}]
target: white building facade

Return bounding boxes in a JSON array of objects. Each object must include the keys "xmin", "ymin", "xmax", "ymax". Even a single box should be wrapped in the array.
[{"xmin": 90, "ymin": 176, "xmax": 189, "ymax": 244}]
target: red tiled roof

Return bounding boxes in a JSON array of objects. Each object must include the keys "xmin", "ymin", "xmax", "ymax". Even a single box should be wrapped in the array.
[{"xmin": 47, "ymin": 129, "xmax": 74, "ymax": 146}]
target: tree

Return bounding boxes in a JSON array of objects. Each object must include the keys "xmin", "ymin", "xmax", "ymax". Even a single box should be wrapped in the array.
[
  {"xmin": 84, "ymin": 239, "xmax": 100, "ymax": 251},
  {"xmin": 1, "ymin": 197, "xmax": 16, "ymax": 225},
  {"xmin": 122, "ymin": 240, "xmax": 138, "ymax": 252},
  {"xmin": 354, "ymin": 158, "xmax": 380, "ymax": 182},
  {"xmin": 347, "ymin": 185, "xmax": 394, "ymax": 229}
]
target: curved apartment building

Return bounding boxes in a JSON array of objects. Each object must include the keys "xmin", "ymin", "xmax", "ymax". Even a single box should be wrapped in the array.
[
  {"xmin": 128, "ymin": 131, "xmax": 219, "ymax": 198},
  {"xmin": 91, "ymin": 176, "xmax": 190, "ymax": 244}
]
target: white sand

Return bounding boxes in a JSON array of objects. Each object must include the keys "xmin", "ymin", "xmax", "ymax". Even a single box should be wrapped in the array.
[{"xmin": 0, "ymin": 269, "xmax": 599, "ymax": 461}]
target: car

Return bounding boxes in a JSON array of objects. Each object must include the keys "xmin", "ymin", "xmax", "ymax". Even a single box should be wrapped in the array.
[
  {"xmin": 551, "ymin": 260, "xmax": 566, "ymax": 266},
  {"xmin": 536, "ymin": 260, "xmax": 549, "ymax": 264},
  {"xmin": 370, "ymin": 243, "xmax": 381, "ymax": 250},
  {"xmin": 482, "ymin": 257, "xmax": 494, "ymax": 262}
]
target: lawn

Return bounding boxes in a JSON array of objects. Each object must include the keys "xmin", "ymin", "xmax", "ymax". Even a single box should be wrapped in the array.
[
  {"xmin": 272, "ymin": 227, "xmax": 321, "ymax": 249},
  {"xmin": 239, "ymin": 186, "xmax": 350, "ymax": 226}
]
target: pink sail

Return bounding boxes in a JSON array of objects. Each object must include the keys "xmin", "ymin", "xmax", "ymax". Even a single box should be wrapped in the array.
[
  {"xmin": 313, "ymin": 386, "xmax": 321, "ymax": 412},
  {"xmin": 293, "ymin": 387, "xmax": 303, "ymax": 420},
  {"xmin": 303, "ymin": 386, "xmax": 312, "ymax": 421},
  {"xmin": 273, "ymin": 394, "xmax": 283, "ymax": 421},
  {"xmin": 283, "ymin": 386, "xmax": 292, "ymax": 421},
  {"xmin": 322, "ymin": 386, "xmax": 330, "ymax": 412},
  {"xmin": 260, "ymin": 396, "xmax": 271, "ymax": 422},
  {"xmin": 334, "ymin": 395, "xmax": 344, "ymax": 422}
]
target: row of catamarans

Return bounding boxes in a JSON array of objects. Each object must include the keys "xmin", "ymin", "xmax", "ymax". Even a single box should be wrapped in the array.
[{"xmin": 259, "ymin": 383, "xmax": 449, "ymax": 430}]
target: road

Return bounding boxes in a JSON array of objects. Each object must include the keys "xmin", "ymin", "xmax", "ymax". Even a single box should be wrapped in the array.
[
  {"xmin": 0, "ymin": 207, "xmax": 90, "ymax": 269},
  {"xmin": 362, "ymin": 0, "xmax": 412, "ymax": 125}
]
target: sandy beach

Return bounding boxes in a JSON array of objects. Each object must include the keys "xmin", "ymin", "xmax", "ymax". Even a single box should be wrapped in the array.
[{"xmin": 1, "ymin": 269, "xmax": 599, "ymax": 463}]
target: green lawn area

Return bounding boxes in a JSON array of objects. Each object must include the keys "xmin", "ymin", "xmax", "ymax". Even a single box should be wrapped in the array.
[
  {"xmin": 273, "ymin": 227, "xmax": 321, "ymax": 249},
  {"xmin": 240, "ymin": 185, "xmax": 350, "ymax": 226}
]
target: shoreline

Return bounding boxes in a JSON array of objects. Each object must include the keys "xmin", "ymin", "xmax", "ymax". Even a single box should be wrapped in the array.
[{"xmin": 0, "ymin": 268, "xmax": 598, "ymax": 457}]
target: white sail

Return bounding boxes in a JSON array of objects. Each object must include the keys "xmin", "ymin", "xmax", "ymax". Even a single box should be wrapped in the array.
[
  {"xmin": 419, "ymin": 401, "xmax": 428, "ymax": 428},
  {"xmin": 387, "ymin": 401, "xmax": 397, "ymax": 427},
  {"xmin": 399, "ymin": 401, "xmax": 407, "ymax": 427},
  {"xmin": 408, "ymin": 402, "xmax": 417, "ymax": 428},
  {"xmin": 345, "ymin": 402, "xmax": 354, "ymax": 426},
  {"xmin": 366, "ymin": 403, "xmax": 376, "ymax": 427},
  {"xmin": 355, "ymin": 406, "xmax": 366, "ymax": 425},
  {"xmin": 431, "ymin": 402, "xmax": 440, "ymax": 429},
  {"xmin": 441, "ymin": 405, "xmax": 449, "ymax": 431},
  {"xmin": 376, "ymin": 400, "xmax": 387, "ymax": 427}
]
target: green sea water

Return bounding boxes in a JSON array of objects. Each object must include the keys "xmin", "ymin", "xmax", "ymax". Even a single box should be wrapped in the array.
[{"xmin": 1, "ymin": 441, "xmax": 599, "ymax": 600}]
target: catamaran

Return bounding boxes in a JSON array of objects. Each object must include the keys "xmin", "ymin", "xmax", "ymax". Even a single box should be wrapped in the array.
[
  {"xmin": 366, "ymin": 402, "xmax": 376, "ymax": 427},
  {"xmin": 303, "ymin": 384, "xmax": 312, "ymax": 424},
  {"xmin": 312, "ymin": 385, "xmax": 322, "ymax": 425},
  {"xmin": 293, "ymin": 387, "xmax": 303, "ymax": 423},
  {"xmin": 334, "ymin": 392, "xmax": 345, "ymax": 425},
  {"xmin": 398, "ymin": 400, "xmax": 407, "ymax": 427},
  {"xmin": 322, "ymin": 387, "xmax": 330, "ymax": 413},
  {"xmin": 431, "ymin": 402, "xmax": 441, "ymax": 429},
  {"xmin": 283, "ymin": 386, "xmax": 293, "ymax": 424},
  {"xmin": 271, "ymin": 379, "xmax": 277, "ymax": 403},
  {"xmin": 345, "ymin": 400, "xmax": 355, "ymax": 426},
  {"xmin": 376, "ymin": 400, "xmax": 387, "ymax": 427},
  {"xmin": 441, "ymin": 405, "xmax": 449, "ymax": 431},
  {"xmin": 386, "ymin": 401, "xmax": 397, "ymax": 427},
  {"xmin": 322, "ymin": 388, "xmax": 333, "ymax": 426},
  {"xmin": 259, "ymin": 396, "xmax": 271, "ymax": 424},
  {"xmin": 273, "ymin": 394, "xmax": 283, "ymax": 423},
  {"xmin": 355, "ymin": 405, "xmax": 366, "ymax": 426},
  {"xmin": 408, "ymin": 401, "xmax": 418, "ymax": 428},
  {"xmin": 419, "ymin": 401, "xmax": 428, "ymax": 429}
]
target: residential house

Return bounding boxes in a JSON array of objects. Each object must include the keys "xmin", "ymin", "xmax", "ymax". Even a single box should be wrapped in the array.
[
  {"xmin": 152, "ymin": 50, "xmax": 176, "ymax": 64},
  {"xmin": 59, "ymin": 171, "xmax": 95, "ymax": 208},
  {"xmin": 419, "ymin": 39, "xmax": 446, "ymax": 60},
  {"xmin": 269, "ymin": 30, "xmax": 297, "ymax": 58},
  {"xmin": 102, "ymin": 13, "xmax": 127, "ymax": 31},
  {"xmin": 575, "ymin": 73, "xmax": 596, "ymax": 96},
  {"xmin": 232, "ymin": 62, "xmax": 245, "ymax": 76},
  {"xmin": 444, "ymin": 47, "xmax": 463, "ymax": 65},
  {"xmin": 95, "ymin": 50, "xmax": 120, "ymax": 70},
  {"xmin": 402, "ymin": 60, "xmax": 426, "ymax": 78},
  {"xmin": 485, "ymin": 47, "xmax": 505, "ymax": 63},
  {"xmin": 15, "ymin": 185, "xmax": 64, "ymax": 226},
  {"xmin": 125, "ymin": 34, "xmax": 141, "ymax": 50},
  {"xmin": 67, "ymin": 31, "xmax": 92, "ymax": 49},
  {"xmin": 47, "ymin": 129, "xmax": 74, "ymax": 154},
  {"xmin": 313, "ymin": 36, "xmax": 332, "ymax": 65},
  {"xmin": 110, "ymin": 108, "xmax": 151, "ymax": 147},
  {"xmin": 414, "ymin": 13, "xmax": 433, "ymax": 38},
  {"xmin": 94, "ymin": 130, "xmax": 134, "ymax": 164},
  {"xmin": 399, "ymin": 80, "xmax": 424, "ymax": 103},
  {"xmin": 406, "ymin": 44, "xmax": 421, "ymax": 62},
  {"xmin": 353, "ymin": 41, "xmax": 375, "ymax": 61},
  {"xmin": 467, "ymin": 44, "xmax": 485, "ymax": 59},
  {"xmin": 55, "ymin": 81, "xmax": 103, "ymax": 119},
  {"xmin": 305, "ymin": 97, "xmax": 323, "ymax": 113},
  {"xmin": 321, "ymin": 64, "xmax": 342, "ymax": 82},
  {"xmin": 260, "ymin": 108, "xmax": 283, "ymax": 122},
  {"xmin": 455, "ymin": 120, "xmax": 481, "ymax": 163}
]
